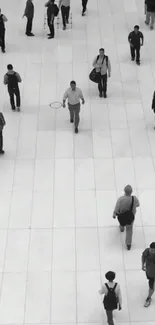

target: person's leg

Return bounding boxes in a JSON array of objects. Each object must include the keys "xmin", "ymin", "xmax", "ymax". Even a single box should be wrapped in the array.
[
  {"xmin": 98, "ymin": 75, "xmax": 102, "ymax": 97},
  {"xmin": 50, "ymin": 21, "xmax": 55, "ymax": 38},
  {"xmin": 61, "ymin": 5, "xmax": 66, "ymax": 28},
  {"xmin": 130, "ymin": 45, "xmax": 135, "ymax": 60},
  {"xmin": 145, "ymin": 11, "xmax": 151, "ymax": 24},
  {"xmin": 119, "ymin": 225, "xmax": 125, "ymax": 232},
  {"xmin": 28, "ymin": 18, "xmax": 33, "ymax": 34},
  {"xmin": 1, "ymin": 30, "xmax": 5, "ymax": 52},
  {"xmin": 14, "ymin": 87, "xmax": 21, "ymax": 109},
  {"xmin": 150, "ymin": 12, "xmax": 155, "ymax": 29},
  {"xmin": 136, "ymin": 47, "xmax": 140, "ymax": 63},
  {"xmin": 68, "ymin": 104, "xmax": 74, "ymax": 122},
  {"xmin": 125, "ymin": 223, "xmax": 133, "ymax": 248},
  {"xmin": 8, "ymin": 89, "xmax": 15, "ymax": 110},
  {"xmin": 0, "ymin": 131, "xmax": 3, "ymax": 152},
  {"xmin": 105, "ymin": 310, "xmax": 114, "ymax": 325},
  {"xmin": 26, "ymin": 17, "xmax": 29, "ymax": 35},
  {"xmin": 74, "ymin": 104, "xmax": 80, "ymax": 128},
  {"xmin": 82, "ymin": 0, "xmax": 88, "ymax": 14},
  {"xmin": 102, "ymin": 73, "xmax": 107, "ymax": 97},
  {"xmin": 66, "ymin": 6, "xmax": 70, "ymax": 23},
  {"xmin": 144, "ymin": 277, "xmax": 155, "ymax": 307}
]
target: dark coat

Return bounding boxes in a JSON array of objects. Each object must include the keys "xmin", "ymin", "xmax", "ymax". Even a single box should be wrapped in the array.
[
  {"xmin": 152, "ymin": 91, "xmax": 155, "ymax": 112},
  {"xmin": 146, "ymin": 0, "xmax": 155, "ymax": 12},
  {"xmin": 24, "ymin": 0, "xmax": 34, "ymax": 19}
]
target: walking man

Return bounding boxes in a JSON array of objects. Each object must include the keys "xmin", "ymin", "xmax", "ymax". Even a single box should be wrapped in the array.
[
  {"xmin": 45, "ymin": 0, "xmax": 56, "ymax": 39},
  {"xmin": 59, "ymin": 0, "xmax": 70, "ymax": 30},
  {"xmin": 92, "ymin": 48, "xmax": 111, "ymax": 98},
  {"xmin": 99, "ymin": 271, "xmax": 122, "ymax": 325},
  {"xmin": 113, "ymin": 185, "xmax": 140, "ymax": 250},
  {"xmin": 145, "ymin": 0, "xmax": 155, "ymax": 30},
  {"xmin": 23, "ymin": 0, "xmax": 34, "ymax": 36},
  {"xmin": 63, "ymin": 81, "xmax": 85, "ymax": 134},
  {"xmin": 142, "ymin": 242, "xmax": 155, "ymax": 307},
  {"xmin": 4, "ymin": 64, "xmax": 22, "ymax": 111},
  {"xmin": 82, "ymin": 0, "xmax": 88, "ymax": 16},
  {"xmin": 0, "ymin": 111, "xmax": 6, "ymax": 154},
  {"xmin": 128, "ymin": 25, "xmax": 144, "ymax": 65},
  {"xmin": 0, "ymin": 8, "xmax": 8, "ymax": 53}
]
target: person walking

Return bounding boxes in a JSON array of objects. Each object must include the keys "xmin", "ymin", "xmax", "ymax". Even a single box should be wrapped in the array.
[
  {"xmin": 82, "ymin": 0, "xmax": 88, "ymax": 16},
  {"xmin": 59, "ymin": 0, "xmax": 70, "ymax": 30},
  {"xmin": 92, "ymin": 48, "xmax": 111, "ymax": 98},
  {"xmin": 99, "ymin": 271, "xmax": 122, "ymax": 325},
  {"xmin": 0, "ymin": 8, "xmax": 8, "ymax": 53},
  {"xmin": 0, "ymin": 112, "xmax": 6, "ymax": 154},
  {"xmin": 145, "ymin": 0, "xmax": 155, "ymax": 30},
  {"xmin": 63, "ymin": 81, "xmax": 85, "ymax": 134},
  {"xmin": 4, "ymin": 64, "xmax": 22, "ymax": 111},
  {"xmin": 23, "ymin": 0, "xmax": 34, "ymax": 36},
  {"xmin": 142, "ymin": 242, "xmax": 155, "ymax": 307},
  {"xmin": 113, "ymin": 185, "xmax": 140, "ymax": 250},
  {"xmin": 128, "ymin": 25, "xmax": 144, "ymax": 65},
  {"xmin": 152, "ymin": 91, "xmax": 155, "ymax": 129},
  {"xmin": 45, "ymin": 0, "xmax": 56, "ymax": 39}
]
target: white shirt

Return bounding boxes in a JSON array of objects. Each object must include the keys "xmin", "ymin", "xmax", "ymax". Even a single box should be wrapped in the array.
[
  {"xmin": 59, "ymin": 0, "xmax": 70, "ymax": 7},
  {"xmin": 63, "ymin": 87, "xmax": 84, "ymax": 105}
]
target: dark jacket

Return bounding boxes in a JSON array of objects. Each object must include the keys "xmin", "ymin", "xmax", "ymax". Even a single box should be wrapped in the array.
[
  {"xmin": 152, "ymin": 91, "xmax": 155, "ymax": 112},
  {"xmin": 146, "ymin": 0, "xmax": 155, "ymax": 12},
  {"xmin": 46, "ymin": 2, "xmax": 55, "ymax": 19},
  {"xmin": 142, "ymin": 248, "xmax": 155, "ymax": 278},
  {"xmin": 24, "ymin": 0, "xmax": 34, "ymax": 19},
  {"xmin": 128, "ymin": 31, "xmax": 144, "ymax": 47},
  {"xmin": 0, "ymin": 14, "xmax": 5, "ymax": 33}
]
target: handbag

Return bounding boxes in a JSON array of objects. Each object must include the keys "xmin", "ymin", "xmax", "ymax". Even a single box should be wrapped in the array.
[
  {"xmin": 89, "ymin": 68, "xmax": 101, "ymax": 83},
  {"xmin": 117, "ymin": 196, "xmax": 134, "ymax": 227}
]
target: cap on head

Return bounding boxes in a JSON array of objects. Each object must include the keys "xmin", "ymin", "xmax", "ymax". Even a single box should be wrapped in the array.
[
  {"xmin": 105, "ymin": 271, "xmax": 116, "ymax": 281},
  {"xmin": 150, "ymin": 242, "xmax": 155, "ymax": 249},
  {"xmin": 99, "ymin": 48, "xmax": 104, "ymax": 52},
  {"xmin": 70, "ymin": 80, "xmax": 76, "ymax": 86},
  {"xmin": 124, "ymin": 185, "xmax": 133, "ymax": 195},
  {"xmin": 134, "ymin": 25, "xmax": 139, "ymax": 30},
  {"xmin": 7, "ymin": 64, "xmax": 13, "ymax": 70}
]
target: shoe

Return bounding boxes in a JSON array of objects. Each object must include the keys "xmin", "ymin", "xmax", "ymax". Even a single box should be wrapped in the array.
[
  {"xmin": 48, "ymin": 35, "xmax": 54, "ymax": 39},
  {"xmin": 99, "ymin": 92, "xmax": 102, "ymax": 98},
  {"xmin": 136, "ymin": 61, "xmax": 140, "ymax": 65},
  {"xmin": 66, "ymin": 20, "xmax": 69, "ymax": 24},
  {"xmin": 12, "ymin": 107, "xmax": 16, "ymax": 111},
  {"xmin": 127, "ymin": 245, "xmax": 131, "ymax": 250},
  {"xmin": 70, "ymin": 118, "xmax": 73, "ymax": 123},
  {"xmin": 27, "ymin": 33, "xmax": 34, "ymax": 36},
  {"xmin": 150, "ymin": 26, "xmax": 153, "ymax": 30},
  {"xmin": 47, "ymin": 33, "xmax": 51, "ymax": 36},
  {"xmin": 0, "ymin": 150, "xmax": 5, "ymax": 154},
  {"xmin": 16, "ymin": 107, "xmax": 20, "ymax": 112},
  {"xmin": 120, "ymin": 227, "xmax": 124, "ymax": 232},
  {"xmin": 2, "ymin": 49, "xmax": 5, "ymax": 53},
  {"xmin": 145, "ymin": 21, "xmax": 149, "ymax": 25},
  {"xmin": 103, "ymin": 92, "xmax": 107, "ymax": 98},
  {"xmin": 144, "ymin": 298, "xmax": 151, "ymax": 307},
  {"xmin": 82, "ymin": 11, "xmax": 86, "ymax": 16},
  {"xmin": 131, "ymin": 57, "xmax": 135, "ymax": 61},
  {"xmin": 75, "ymin": 127, "xmax": 78, "ymax": 133},
  {"xmin": 63, "ymin": 26, "xmax": 66, "ymax": 30}
]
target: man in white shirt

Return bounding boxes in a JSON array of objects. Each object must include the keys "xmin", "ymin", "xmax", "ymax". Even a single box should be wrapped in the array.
[
  {"xmin": 0, "ymin": 8, "xmax": 8, "ymax": 53},
  {"xmin": 113, "ymin": 185, "xmax": 140, "ymax": 250},
  {"xmin": 59, "ymin": 0, "xmax": 70, "ymax": 30},
  {"xmin": 63, "ymin": 80, "xmax": 85, "ymax": 133}
]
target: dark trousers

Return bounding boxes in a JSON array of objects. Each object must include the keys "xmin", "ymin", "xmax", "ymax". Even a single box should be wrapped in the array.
[
  {"xmin": 0, "ymin": 30, "xmax": 5, "ymax": 51},
  {"xmin": 106, "ymin": 310, "xmax": 114, "ymax": 325},
  {"xmin": 61, "ymin": 5, "xmax": 70, "ymax": 27},
  {"xmin": 26, "ymin": 17, "xmax": 33, "ymax": 35},
  {"xmin": 98, "ymin": 73, "xmax": 107, "ymax": 94},
  {"xmin": 8, "ymin": 87, "xmax": 21, "ymax": 110},
  {"xmin": 82, "ymin": 0, "xmax": 88, "ymax": 12},
  {"xmin": 130, "ymin": 45, "xmax": 140, "ymax": 62},
  {"xmin": 68, "ymin": 103, "xmax": 80, "ymax": 127},
  {"xmin": 0, "ymin": 131, "xmax": 3, "ymax": 151},
  {"xmin": 47, "ymin": 18, "xmax": 55, "ymax": 37}
]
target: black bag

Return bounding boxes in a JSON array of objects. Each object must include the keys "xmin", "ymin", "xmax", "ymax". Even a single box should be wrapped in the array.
[
  {"xmin": 117, "ymin": 196, "xmax": 134, "ymax": 227},
  {"xmin": 89, "ymin": 55, "xmax": 108, "ymax": 83},
  {"xmin": 0, "ymin": 112, "xmax": 5, "ymax": 131},
  {"xmin": 7, "ymin": 72, "xmax": 18, "ymax": 89},
  {"xmin": 54, "ymin": 4, "xmax": 59, "ymax": 17},
  {"xmin": 103, "ymin": 283, "xmax": 118, "ymax": 310}
]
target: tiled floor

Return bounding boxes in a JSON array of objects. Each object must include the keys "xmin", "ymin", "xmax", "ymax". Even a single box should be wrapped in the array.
[{"xmin": 0, "ymin": 0, "xmax": 155, "ymax": 324}]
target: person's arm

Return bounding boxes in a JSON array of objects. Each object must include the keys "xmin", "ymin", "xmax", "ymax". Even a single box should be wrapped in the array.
[
  {"xmin": 2, "ymin": 15, "xmax": 8, "ymax": 22},
  {"xmin": 116, "ymin": 285, "xmax": 122, "ymax": 309},
  {"xmin": 113, "ymin": 199, "xmax": 120, "ymax": 218},
  {"xmin": 152, "ymin": 92, "xmax": 155, "ymax": 109},
  {"xmin": 107, "ymin": 59, "xmax": 111, "ymax": 77},
  {"xmin": 23, "ymin": 1, "xmax": 28, "ymax": 17},
  {"xmin": 16, "ymin": 73, "xmax": 22, "ymax": 83},
  {"xmin": 140, "ymin": 33, "xmax": 144, "ymax": 46},
  {"xmin": 99, "ymin": 284, "xmax": 106, "ymax": 295},
  {"xmin": 59, "ymin": 0, "xmax": 63, "ymax": 8},
  {"xmin": 135, "ymin": 196, "xmax": 140, "ymax": 207},
  {"xmin": 128, "ymin": 33, "xmax": 132, "ymax": 46},
  {"xmin": 79, "ymin": 89, "xmax": 85, "ymax": 104},
  {"xmin": 63, "ymin": 90, "xmax": 68, "ymax": 106},
  {"xmin": 142, "ymin": 250, "xmax": 146, "ymax": 270},
  {"xmin": 45, "ymin": 0, "xmax": 50, "ymax": 7},
  {"xmin": 3, "ymin": 74, "xmax": 8, "ymax": 85},
  {"xmin": 0, "ymin": 113, "xmax": 6, "ymax": 126}
]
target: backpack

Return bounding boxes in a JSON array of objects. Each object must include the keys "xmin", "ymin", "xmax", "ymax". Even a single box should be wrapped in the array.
[
  {"xmin": 7, "ymin": 72, "xmax": 18, "ymax": 89},
  {"xmin": 96, "ymin": 55, "xmax": 108, "ymax": 68},
  {"xmin": 117, "ymin": 196, "xmax": 134, "ymax": 227},
  {"xmin": 54, "ymin": 4, "xmax": 59, "ymax": 17},
  {"xmin": 103, "ymin": 283, "xmax": 118, "ymax": 310}
]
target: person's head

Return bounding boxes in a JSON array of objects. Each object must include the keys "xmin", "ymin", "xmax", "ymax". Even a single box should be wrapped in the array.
[
  {"xmin": 70, "ymin": 80, "xmax": 76, "ymax": 90},
  {"xmin": 105, "ymin": 271, "xmax": 116, "ymax": 282},
  {"xmin": 7, "ymin": 64, "xmax": 13, "ymax": 71},
  {"xmin": 124, "ymin": 185, "xmax": 133, "ymax": 196},
  {"xmin": 134, "ymin": 25, "xmax": 139, "ymax": 34},
  {"xmin": 149, "ymin": 242, "xmax": 155, "ymax": 254},
  {"xmin": 99, "ymin": 48, "xmax": 105, "ymax": 57}
]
